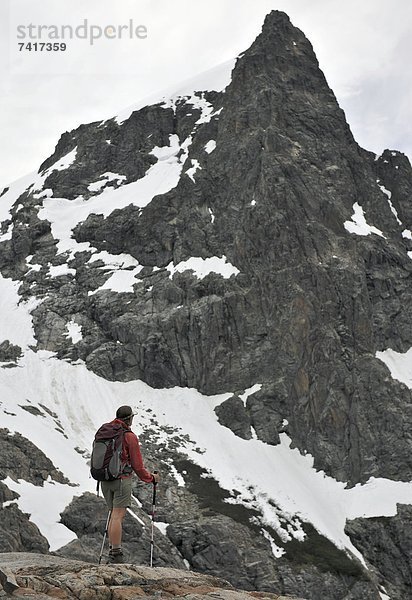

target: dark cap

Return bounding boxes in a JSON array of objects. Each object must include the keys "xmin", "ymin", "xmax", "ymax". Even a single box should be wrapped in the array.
[{"xmin": 116, "ymin": 405, "xmax": 135, "ymax": 420}]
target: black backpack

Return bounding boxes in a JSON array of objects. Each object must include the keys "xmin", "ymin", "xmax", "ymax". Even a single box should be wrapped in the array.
[{"xmin": 90, "ymin": 421, "xmax": 130, "ymax": 482}]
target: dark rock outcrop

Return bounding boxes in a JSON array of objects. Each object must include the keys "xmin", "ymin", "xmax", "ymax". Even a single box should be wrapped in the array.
[
  {"xmin": 0, "ymin": 505, "xmax": 49, "ymax": 553},
  {"xmin": 0, "ymin": 340, "xmax": 21, "ymax": 364},
  {"xmin": 0, "ymin": 429, "xmax": 69, "ymax": 485},
  {"xmin": 215, "ymin": 395, "xmax": 253, "ymax": 440},
  {"xmin": 346, "ymin": 505, "xmax": 412, "ymax": 600}
]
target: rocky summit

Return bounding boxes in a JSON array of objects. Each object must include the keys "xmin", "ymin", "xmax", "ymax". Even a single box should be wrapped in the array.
[{"xmin": 1, "ymin": 10, "xmax": 412, "ymax": 600}]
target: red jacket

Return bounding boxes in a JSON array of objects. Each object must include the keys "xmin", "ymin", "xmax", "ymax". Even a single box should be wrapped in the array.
[{"xmin": 112, "ymin": 419, "xmax": 154, "ymax": 483}]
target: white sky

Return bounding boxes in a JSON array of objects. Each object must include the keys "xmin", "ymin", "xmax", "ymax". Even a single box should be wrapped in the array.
[{"xmin": 0, "ymin": 0, "xmax": 411, "ymax": 187}]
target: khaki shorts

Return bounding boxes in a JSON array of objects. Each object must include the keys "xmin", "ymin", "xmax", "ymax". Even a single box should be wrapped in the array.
[{"xmin": 101, "ymin": 477, "xmax": 132, "ymax": 509}]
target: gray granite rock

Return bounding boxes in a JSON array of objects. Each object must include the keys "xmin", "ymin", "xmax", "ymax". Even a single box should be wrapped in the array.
[{"xmin": 0, "ymin": 504, "xmax": 49, "ymax": 553}]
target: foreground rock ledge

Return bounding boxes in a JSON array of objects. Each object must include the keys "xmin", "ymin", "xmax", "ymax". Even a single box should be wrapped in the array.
[{"xmin": 0, "ymin": 553, "xmax": 305, "ymax": 599}]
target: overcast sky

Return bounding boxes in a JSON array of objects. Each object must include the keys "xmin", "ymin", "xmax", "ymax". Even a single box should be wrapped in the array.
[{"xmin": 0, "ymin": 0, "xmax": 411, "ymax": 187}]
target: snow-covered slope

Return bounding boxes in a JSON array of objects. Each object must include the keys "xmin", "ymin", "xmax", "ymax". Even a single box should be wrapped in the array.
[{"xmin": 114, "ymin": 58, "xmax": 236, "ymax": 125}]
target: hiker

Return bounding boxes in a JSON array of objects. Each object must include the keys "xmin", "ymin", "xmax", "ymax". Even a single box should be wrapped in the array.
[{"xmin": 93, "ymin": 405, "xmax": 159, "ymax": 563}]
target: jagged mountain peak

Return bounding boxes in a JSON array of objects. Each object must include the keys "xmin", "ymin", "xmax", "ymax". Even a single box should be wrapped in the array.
[{"xmin": 255, "ymin": 9, "xmax": 313, "ymax": 55}]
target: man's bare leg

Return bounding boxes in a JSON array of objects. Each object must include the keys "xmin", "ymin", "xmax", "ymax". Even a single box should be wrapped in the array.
[{"xmin": 108, "ymin": 507, "xmax": 126, "ymax": 547}]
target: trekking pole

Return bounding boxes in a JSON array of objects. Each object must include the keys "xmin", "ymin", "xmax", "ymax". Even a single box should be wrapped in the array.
[
  {"xmin": 150, "ymin": 471, "xmax": 158, "ymax": 568},
  {"xmin": 98, "ymin": 509, "xmax": 111, "ymax": 565}
]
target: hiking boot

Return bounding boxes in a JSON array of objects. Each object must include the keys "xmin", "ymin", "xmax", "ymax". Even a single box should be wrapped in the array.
[{"xmin": 107, "ymin": 548, "xmax": 124, "ymax": 564}]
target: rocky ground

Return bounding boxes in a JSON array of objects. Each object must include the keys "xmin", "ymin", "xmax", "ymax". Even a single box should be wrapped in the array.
[{"xmin": 0, "ymin": 553, "xmax": 304, "ymax": 599}]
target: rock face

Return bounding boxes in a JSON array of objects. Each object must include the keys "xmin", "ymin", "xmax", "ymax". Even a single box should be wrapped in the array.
[
  {"xmin": 346, "ymin": 505, "xmax": 412, "ymax": 600},
  {"xmin": 1, "ymin": 8, "xmax": 412, "ymax": 600}
]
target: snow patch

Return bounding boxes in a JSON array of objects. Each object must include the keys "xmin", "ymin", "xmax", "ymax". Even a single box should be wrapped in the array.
[
  {"xmin": 167, "ymin": 256, "xmax": 240, "ymax": 280},
  {"xmin": 44, "ymin": 148, "xmax": 77, "ymax": 174},
  {"xmin": 87, "ymin": 250, "xmax": 144, "ymax": 294},
  {"xmin": 27, "ymin": 263, "xmax": 42, "ymax": 273},
  {"xmin": 89, "ymin": 266, "xmax": 144, "ymax": 295},
  {"xmin": 261, "ymin": 528, "xmax": 285, "ymax": 558},
  {"xmin": 48, "ymin": 264, "xmax": 76, "ymax": 278},
  {"xmin": 204, "ymin": 140, "xmax": 216, "ymax": 154},
  {"xmin": 65, "ymin": 321, "xmax": 82, "ymax": 344},
  {"xmin": 163, "ymin": 93, "xmax": 218, "ymax": 125},
  {"xmin": 239, "ymin": 384, "xmax": 262, "ymax": 406},
  {"xmin": 378, "ymin": 183, "xmax": 392, "ymax": 199},
  {"xmin": 376, "ymin": 347, "xmax": 412, "ymax": 389},
  {"xmin": 344, "ymin": 202, "xmax": 385, "ymax": 238},
  {"xmin": 154, "ymin": 521, "xmax": 169, "ymax": 536},
  {"xmin": 88, "ymin": 251, "xmax": 139, "ymax": 270},
  {"xmin": 0, "ymin": 224, "xmax": 13, "ymax": 242},
  {"xmin": 186, "ymin": 159, "xmax": 201, "ymax": 182},
  {"xmin": 169, "ymin": 464, "xmax": 186, "ymax": 487},
  {"xmin": 377, "ymin": 182, "xmax": 402, "ymax": 225}
]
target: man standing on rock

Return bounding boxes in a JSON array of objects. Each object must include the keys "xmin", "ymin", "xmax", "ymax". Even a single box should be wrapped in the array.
[{"xmin": 99, "ymin": 405, "xmax": 159, "ymax": 564}]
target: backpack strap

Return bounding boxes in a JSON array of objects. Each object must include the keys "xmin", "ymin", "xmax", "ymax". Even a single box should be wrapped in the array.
[{"xmin": 120, "ymin": 429, "xmax": 133, "ymax": 476}]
